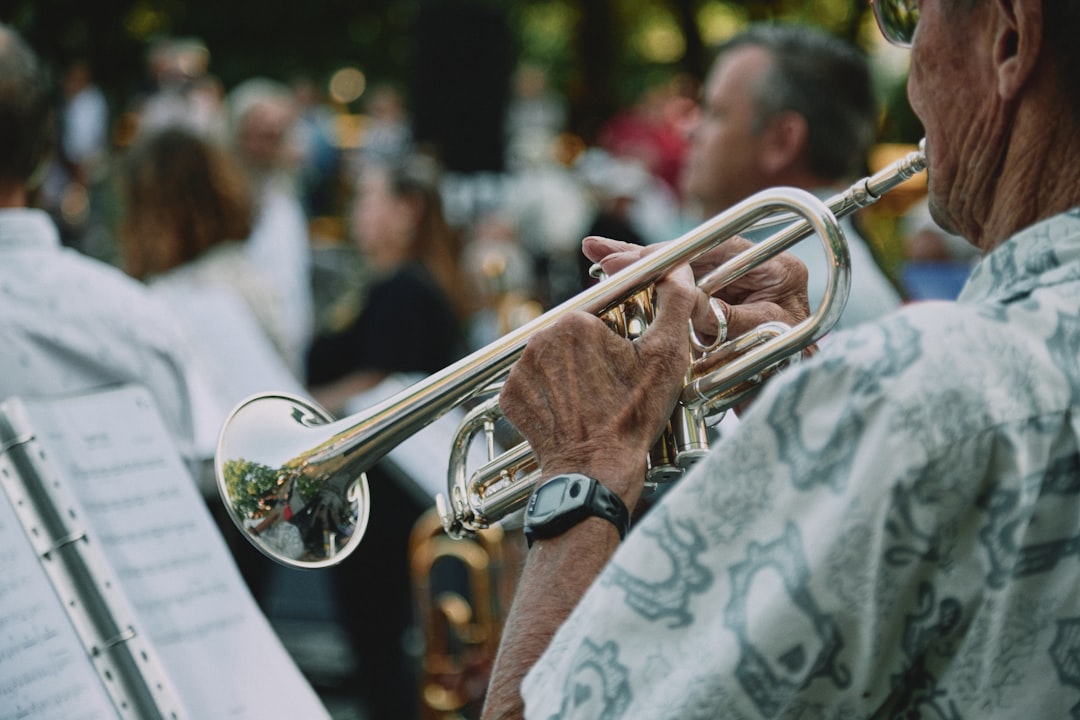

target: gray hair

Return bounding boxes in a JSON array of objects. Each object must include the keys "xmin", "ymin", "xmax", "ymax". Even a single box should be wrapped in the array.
[
  {"xmin": 712, "ymin": 23, "xmax": 877, "ymax": 181},
  {"xmin": 226, "ymin": 77, "xmax": 294, "ymax": 140}
]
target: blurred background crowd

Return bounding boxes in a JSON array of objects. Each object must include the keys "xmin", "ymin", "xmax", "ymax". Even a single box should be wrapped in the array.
[
  {"xmin": 9, "ymin": 0, "xmax": 966, "ymax": 345},
  {"xmin": 2, "ymin": 1, "xmax": 974, "ymax": 718}
]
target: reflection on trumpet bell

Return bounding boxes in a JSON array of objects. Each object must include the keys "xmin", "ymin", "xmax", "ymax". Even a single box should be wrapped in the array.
[
  {"xmin": 215, "ymin": 393, "xmax": 371, "ymax": 568},
  {"xmin": 410, "ymin": 507, "xmax": 526, "ymax": 719}
]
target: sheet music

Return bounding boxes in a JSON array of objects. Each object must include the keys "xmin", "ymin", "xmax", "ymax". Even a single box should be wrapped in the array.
[
  {"xmin": 18, "ymin": 385, "xmax": 329, "ymax": 720},
  {"xmin": 0, "ymin": 487, "xmax": 117, "ymax": 720}
]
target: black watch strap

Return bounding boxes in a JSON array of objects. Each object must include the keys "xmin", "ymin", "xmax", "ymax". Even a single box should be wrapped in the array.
[{"xmin": 523, "ymin": 473, "xmax": 630, "ymax": 547}]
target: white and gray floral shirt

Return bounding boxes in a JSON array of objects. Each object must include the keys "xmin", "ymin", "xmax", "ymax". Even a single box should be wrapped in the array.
[{"xmin": 523, "ymin": 208, "xmax": 1080, "ymax": 719}]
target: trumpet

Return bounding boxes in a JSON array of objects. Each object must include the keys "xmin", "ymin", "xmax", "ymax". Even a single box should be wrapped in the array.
[{"xmin": 215, "ymin": 143, "xmax": 926, "ymax": 569}]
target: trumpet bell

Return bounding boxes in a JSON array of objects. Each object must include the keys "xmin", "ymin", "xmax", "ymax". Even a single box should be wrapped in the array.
[{"xmin": 215, "ymin": 393, "xmax": 371, "ymax": 568}]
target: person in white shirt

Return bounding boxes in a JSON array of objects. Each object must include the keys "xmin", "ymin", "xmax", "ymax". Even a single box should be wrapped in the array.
[
  {"xmin": 228, "ymin": 77, "xmax": 315, "ymax": 376},
  {"xmin": 0, "ymin": 23, "xmax": 199, "ymax": 465}
]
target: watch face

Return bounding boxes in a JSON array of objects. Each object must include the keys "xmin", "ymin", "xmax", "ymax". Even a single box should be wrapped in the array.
[
  {"xmin": 530, "ymin": 477, "xmax": 568, "ymax": 517},
  {"xmin": 525, "ymin": 474, "xmax": 626, "ymax": 547}
]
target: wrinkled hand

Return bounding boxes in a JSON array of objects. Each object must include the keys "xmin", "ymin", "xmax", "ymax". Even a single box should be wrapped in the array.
[
  {"xmin": 583, "ymin": 235, "xmax": 811, "ymax": 345},
  {"xmin": 499, "ymin": 264, "xmax": 698, "ymax": 510}
]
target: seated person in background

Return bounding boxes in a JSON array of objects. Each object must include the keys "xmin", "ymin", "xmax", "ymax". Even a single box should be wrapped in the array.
[
  {"xmin": 305, "ymin": 154, "xmax": 471, "ymax": 719},
  {"xmin": 903, "ymin": 197, "xmax": 979, "ymax": 265},
  {"xmin": 899, "ymin": 196, "xmax": 981, "ymax": 300},
  {"xmin": 117, "ymin": 125, "xmax": 304, "ymax": 600},
  {"xmin": 0, "ymin": 23, "xmax": 198, "ymax": 463},
  {"xmin": 119, "ymin": 125, "xmax": 296, "ymax": 368},
  {"xmin": 305, "ymin": 153, "xmax": 469, "ymax": 416},
  {"xmin": 227, "ymin": 77, "xmax": 314, "ymax": 376},
  {"xmin": 680, "ymin": 22, "xmax": 902, "ymax": 332}
]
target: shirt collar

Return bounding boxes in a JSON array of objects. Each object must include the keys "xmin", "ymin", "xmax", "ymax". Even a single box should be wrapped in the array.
[
  {"xmin": 959, "ymin": 208, "xmax": 1080, "ymax": 305},
  {"xmin": 0, "ymin": 208, "xmax": 62, "ymax": 251}
]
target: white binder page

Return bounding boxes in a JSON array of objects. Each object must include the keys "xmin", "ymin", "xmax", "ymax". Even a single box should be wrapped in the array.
[
  {"xmin": 21, "ymin": 385, "xmax": 329, "ymax": 720},
  {"xmin": 0, "ymin": 484, "xmax": 117, "ymax": 720}
]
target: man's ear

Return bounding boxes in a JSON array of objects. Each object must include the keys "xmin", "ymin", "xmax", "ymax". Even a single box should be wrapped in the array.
[
  {"xmin": 994, "ymin": 0, "xmax": 1042, "ymax": 100},
  {"xmin": 759, "ymin": 111, "xmax": 808, "ymax": 176}
]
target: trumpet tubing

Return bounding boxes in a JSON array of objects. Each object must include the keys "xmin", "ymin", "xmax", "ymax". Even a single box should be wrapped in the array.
[{"xmin": 215, "ymin": 143, "xmax": 926, "ymax": 568}]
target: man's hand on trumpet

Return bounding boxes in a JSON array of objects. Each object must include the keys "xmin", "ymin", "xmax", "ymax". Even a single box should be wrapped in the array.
[
  {"xmin": 585, "ymin": 234, "xmax": 816, "ymax": 417},
  {"xmin": 499, "ymin": 256, "xmax": 699, "ymax": 513},
  {"xmin": 583, "ymin": 234, "xmax": 812, "ymax": 351},
  {"xmin": 500, "ymin": 233, "xmax": 812, "ymax": 513}
]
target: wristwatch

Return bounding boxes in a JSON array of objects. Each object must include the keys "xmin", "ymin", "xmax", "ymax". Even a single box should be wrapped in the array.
[{"xmin": 523, "ymin": 473, "xmax": 630, "ymax": 547}]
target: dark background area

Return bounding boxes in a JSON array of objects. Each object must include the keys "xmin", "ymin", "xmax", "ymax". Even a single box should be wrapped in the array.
[{"xmin": 2, "ymin": 0, "xmax": 923, "ymax": 165}]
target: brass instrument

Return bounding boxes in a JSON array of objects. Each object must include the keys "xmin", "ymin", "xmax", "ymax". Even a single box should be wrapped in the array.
[
  {"xmin": 215, "ymin": 143, "xmax": 926, "ymax": 569},
  {"xmin": 409, "ymin": 508, "xmax": 525, "ymax": 719}
]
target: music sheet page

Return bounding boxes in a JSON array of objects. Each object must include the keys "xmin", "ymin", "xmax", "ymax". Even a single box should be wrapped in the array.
[
  {"xmin": 0, "ymin": 483, "xmax": 118, "ymax": 720},
  {"xmin": 20, "ymin": 385, "xmax": 329, "ymax": 720}
]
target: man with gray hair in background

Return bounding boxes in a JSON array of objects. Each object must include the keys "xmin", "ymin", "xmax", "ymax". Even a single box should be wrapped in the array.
[
  {"xmin": 680, "ymin": 23, "xmax": 902, "ymax": 332},
  {"xmin": 228, "ymin": 77, "xmax": 315, "ymax": 377}
]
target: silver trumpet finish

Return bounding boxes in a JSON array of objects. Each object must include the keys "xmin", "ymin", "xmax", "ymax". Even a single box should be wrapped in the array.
[{"xmin": 215, "ymin": 143, "xmax": 926, "ymax": 568}]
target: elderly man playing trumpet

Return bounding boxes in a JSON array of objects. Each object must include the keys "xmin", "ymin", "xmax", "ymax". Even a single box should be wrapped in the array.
[{"xmin": 483, "ymin": 0, "xmax": 1080, "ymax": 717}]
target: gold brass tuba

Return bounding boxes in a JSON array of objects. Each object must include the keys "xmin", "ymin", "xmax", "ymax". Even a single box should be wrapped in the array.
[{"xmin": 215, "ymin": 143, "xmax": 926, "ymax": 568}]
